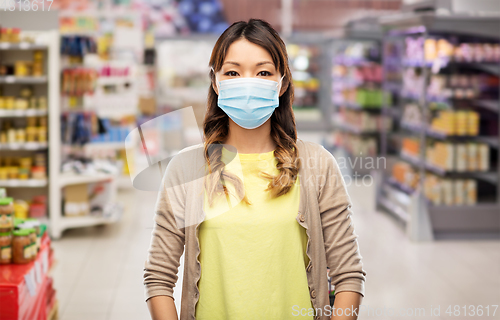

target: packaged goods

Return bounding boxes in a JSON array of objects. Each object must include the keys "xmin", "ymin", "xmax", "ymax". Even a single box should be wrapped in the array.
[
  {"xmin": 14, "ymin": 61, "xmax": 31, "ymax": 77},
  {"xmin": 464, "ymin": 180, "xmax": 477, "ymax": 205},
  {"xmin": 478, "ymin": 144, "xmax": 489, "ymax": 171},
  {"xmin": 442, "ymin": 179, "xmax": 454, "ymax": 206},
  {"xmin": 27, "ymin": 228, "xmax": 37, "ymax": 260},
  {"xmin": 455, "ymin": 111, "xmax": 468, "ymax": 136},
  {"xmin": 466, "ymin": 143, "xmax": 478, "ymax": 171},
  {"xmin": 0, "ymin": 231, "xmax": 12, "ymax": 264},
  {"xmin": 467, "ymin": 112, "xmax": 480, "ymax": 136},
  {"xmin": 18, "ymin": 220, "xmax": 41, "ymax": 254},
  {"xmin": 13, "ymin": 200, "xmax": 29, "ymax": 219},
  {"xmin": 454, "ymin": 180, "xmax": 465, "ymax": 205},
  {"xmin": 12, "ymin": 229, "xmax": 31, "ymax": 264},
  {"xmin": 455, "ymin": 144, "xmax": 467, "ymax": 172},
  {"xmin": 38, "ymin": 96, "xmax": 47, "ymax": 110},
  {"xmin": 29, "ymin": 196, "xmax": 47, "ymax": 218},
  {"xmin": 31, "ymin": 166, "xmax": 46, "ymax": 179},
  {"xmin": 0, "ymin": 197, "xmax": 14, "ymax": 232}
]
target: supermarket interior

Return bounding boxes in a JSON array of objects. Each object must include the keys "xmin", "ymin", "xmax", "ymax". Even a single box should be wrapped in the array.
[{"xmin": 0, "ymin": 0, "xmax": 499, "ymax": 319}]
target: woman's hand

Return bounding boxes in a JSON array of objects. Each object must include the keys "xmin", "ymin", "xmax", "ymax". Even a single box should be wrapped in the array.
[
  {"xmin": 147, "ymin": 296, "xmax": 179, "ymax": 320},
  {"xmin": 330, "ymin": 291, "xmax": 363, "ymax": 320}
]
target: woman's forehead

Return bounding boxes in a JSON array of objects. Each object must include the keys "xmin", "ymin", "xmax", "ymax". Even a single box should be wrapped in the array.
[{"xmin": 223, "ymin": 39, "xmax": 275, "ymax": 67}]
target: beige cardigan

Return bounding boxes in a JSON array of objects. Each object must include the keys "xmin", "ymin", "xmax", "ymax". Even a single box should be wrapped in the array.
[{"xmin": 143, "ymin": 138, "xmax": 367, "ymax": 320}]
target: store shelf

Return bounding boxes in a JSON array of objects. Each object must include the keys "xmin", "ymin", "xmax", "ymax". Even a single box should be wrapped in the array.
[
  {"xmin": 0, "ymin": 179, "xmax": 47, "ymax": 187},
  {"xmin": 387, "ymin": 177, "xmax": 415, "ymax": 195},
  {"xmin": 0, "ymin": 109, "xmax": 48, "ymax": 117},
  {"xmin": 0, "ymin": 142, "xmax": 48, "ymax": 150},
  {"xmin": 333, "ymin": 57, "xmax": 378, "ymax": 67},
  {"xmin": 83, "ymin": 142, "xmax": 126, "ymax": 150},
  {"xmin": 334, "ymin": 120, "xmax": 381, "ymax": 135},
  {"xmin": 296, "ymin": 120, "xmax": 332, "ymax": 131},
  {"xmin": 0, "ymin": 42, "xmax": 48, "ymax": 50},
  {"xmin": 59, "ymin": 173, "xmax": 115, "ymax": 187},
  {"xmin": 474, "ymin": 100, "xmax": 499, "ymax": 113},
  {"xmin": 384, "ymin": 81, "xmax": 402, "ymax": 92},
  {"xmin": 336, "ymin": 101, "xmax": 383, "ymax": 112},
  {"xmin": 400, "ymin": 152, "xmax": 496, "ymax": 180},
  {"xmin": 97, "ymin": 76, "xmax": 134, "ymax": 86},
  {"xmin": 60, "ymin": 206, "xmax": 122, "ymax": 230},
  {"xmin": 0, "ymin": 76, "xmax": 47, "ymax": 84},
  {"xmin": 378, "ymin": 196, "xmax": 410, "ymax": 222},
  {"xmin": 429, "ymin": 203, "xmax": 500, "ymax": 233},
  {"xmin": 400, "ymin": 122, "xmax": 499, "ymax": 147}
]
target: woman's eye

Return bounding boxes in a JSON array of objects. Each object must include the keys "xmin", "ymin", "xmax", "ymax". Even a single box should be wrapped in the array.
[
  {"xmin": 258, "ymin": 71, "xmax": 272, "ymax": 76},
  {"xmin": 224, "ymin": 71, "xmax": 239, "ymax": 76}
]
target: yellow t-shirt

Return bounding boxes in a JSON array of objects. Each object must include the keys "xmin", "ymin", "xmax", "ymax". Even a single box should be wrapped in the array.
[{"xmin": 195, "ymin": 146, "xmax": 313, "ymax": 319}]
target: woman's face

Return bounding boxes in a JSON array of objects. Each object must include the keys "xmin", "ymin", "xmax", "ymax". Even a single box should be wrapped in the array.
[{"xmin": 215, "ymin": 38, "xmax": 282, "ymax": 86}]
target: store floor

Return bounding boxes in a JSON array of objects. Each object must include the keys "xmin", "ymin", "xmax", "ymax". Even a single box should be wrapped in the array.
[{"xmin": 51, "ymin": 181, "xmax": 500, "ymax": 320}]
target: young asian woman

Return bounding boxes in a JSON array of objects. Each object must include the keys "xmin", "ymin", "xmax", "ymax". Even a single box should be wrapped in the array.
[{"xmin": 144, "ymin": 19, "xmax": 366, "ymax": 320}]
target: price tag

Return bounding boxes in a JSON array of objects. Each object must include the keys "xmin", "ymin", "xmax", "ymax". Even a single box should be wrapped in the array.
[
  {"xmin": 42, "ymin": 250, "xmax": 49, "ymax": 274},
  {"xmin": 19, "ymin": 42, "xmax": 30, "ymax": 50},
  {"xmin": 35, "ymin": 261, "xmax": 43, "ymax": 285},
  {"xmin": 5, "ymin": 76, "xmax": 15, "ymax": 83},
  {"xmin": 0, "ymin": 43, "xmax": 9, "ymax": 49},
  {"xmin": 24, "ymin": 270, "xmax": 37, "ymax": 297}
]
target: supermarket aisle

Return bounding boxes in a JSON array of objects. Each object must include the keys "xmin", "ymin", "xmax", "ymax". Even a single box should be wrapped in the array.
[
  {"xmin": 51, "ymin": 182, "xmax": 500, "ymax": 320},
  {"xmin": 51, "ymin": 188, "xmax": 155, "ymax": 320}
]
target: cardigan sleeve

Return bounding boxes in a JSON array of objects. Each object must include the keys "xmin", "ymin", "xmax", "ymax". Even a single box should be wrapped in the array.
[
  {"xmin": 317, "ymin": 146, "xmax": 367, "ymax": 297},
  {"xmin": 143, "ymin": 154, "xmax": 187, "ymax": 302}
]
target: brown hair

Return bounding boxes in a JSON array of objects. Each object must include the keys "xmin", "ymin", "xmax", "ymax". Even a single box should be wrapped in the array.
[{"xmin": 203, "ymin": 18, "xmax": 300, "ymax": 207}]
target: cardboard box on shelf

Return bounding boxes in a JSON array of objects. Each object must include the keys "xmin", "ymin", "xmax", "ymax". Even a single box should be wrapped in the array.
[
  {"xmin": 139, "ymin": 96, "xmax": 156, "ymax": 116},
  {"xmin": 64, "ymin": 184, "xmax": 89, "ymax": 216}
]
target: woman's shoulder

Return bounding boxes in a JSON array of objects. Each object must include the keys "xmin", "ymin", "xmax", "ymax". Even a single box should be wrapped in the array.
[
  {"xmin": 297, "ymin": 138, "xmax": 340, "ymax": 174},
  {"xmin": 297, "ymin": 138, "xmax": 334, "ymax": 159},
  {"xmin": 163, "ymin": 143, "xmax": 205, "ymax": 179}
]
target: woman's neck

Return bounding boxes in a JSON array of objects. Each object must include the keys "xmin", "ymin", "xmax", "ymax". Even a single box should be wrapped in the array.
[{"xmin": 223, "ymin": 119, "xmax": 276, "ymax": 154}]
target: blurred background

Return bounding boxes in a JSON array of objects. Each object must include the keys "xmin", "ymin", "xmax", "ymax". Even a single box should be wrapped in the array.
[{"xmin": 0, "ymin": 0, "xmax": 499, "ymax": 319}]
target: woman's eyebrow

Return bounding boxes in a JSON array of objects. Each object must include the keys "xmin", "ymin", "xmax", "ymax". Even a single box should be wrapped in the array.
[
  {"xmin": 222, "ymin": 61, "xmax": 274, "ymax": 67},
  {"xmin": 256, "ymin": 61, "xmax": 274, "ymax": 66},
  {"xmin": 223, "ymin": 61, "xmax": 240, "ymax": 66}
]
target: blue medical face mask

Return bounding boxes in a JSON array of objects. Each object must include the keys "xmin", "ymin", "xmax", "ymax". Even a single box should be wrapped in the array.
[{"xmin": 212, "ymin": 67, "xmax": 285, "ymax": 130}]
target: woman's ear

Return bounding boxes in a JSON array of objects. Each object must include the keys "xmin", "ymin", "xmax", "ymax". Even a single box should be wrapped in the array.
[
  {"xmin": 212, "ymin": 80, "xmax": 219, "ymax": 95},
  {"xmin": 279, "ymin": 77, "xmax": 289, "ymax": 97},
  {"xmin": 211, "ymin": 68, "xmax": 219, "ymax": 95}
]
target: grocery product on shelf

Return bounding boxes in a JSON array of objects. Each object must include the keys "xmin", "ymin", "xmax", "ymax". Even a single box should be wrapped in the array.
[
  {"xmin": 332, "ymin": 41, "xmax": 387, "ymax": 108},
  {"xmin": 0, "ymin": 197, "xmax": 14, "ymax": 232},
  {"xmin": 0, "ymin": 189, "xmax": 48, "ymax": 265},
  {"xmin": 336, "ymin": 108, "xmax": 392, "ymax": 133},
  {"xmin": 288, "ymin": 43, "xmax": 321, "ymax": 109},
  {"xmin": 391, "ymin": 161, "xmax": 478, "ymax": 206},
  {"xmin": 403, "ymin": 36, "xmax": 500, "ymax": 65},
  {"xmin": 0, "ymin": 117, "xmax": 48, "ymax": 144},
  {"xmin": 0, "ymin": 230, "xmax": 11, "ymax": 264},
  {"xmin": 0, "ymin": 28, "xmax": 21, "ymax": 43},
  {"xmin": 11, "ymin": 228, "xmax": 32, "ymax": 264},
  {"xmin": 0, "ymin": 154, "xmax": 47, "ymax": 180},
  {"xmin": 379, "ymin": 14, "xmax": 499, "ymax": 239},
  {"xmin": 401, "ymin": 137, "xmax": 490, "ymax": 172},
  {"xmin": 402, "ymin": 71, "xmax": 499, "ymax": 102},
  {"xmin": 332, "ymin": 131, "xmax": 378, "ymax": 158},
  {"xmin": 0, "ymin": 50, "xmax": 45, "ymax": 77},
  {"xmin": 61, "ymin": 35, "xmax": 97, "ymax": 67},
  {"xmin": 61, "ymin": 68, "xmax": 98, "ymax": 97},
  {"xmin": 331, "ymin": 38, "xmax": 392, "ymax": 164}
]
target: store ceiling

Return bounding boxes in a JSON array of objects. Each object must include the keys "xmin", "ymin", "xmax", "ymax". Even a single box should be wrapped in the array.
[{"xmin": 220, "ymin": 0, "xmax": 402, "ymax": 32}]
